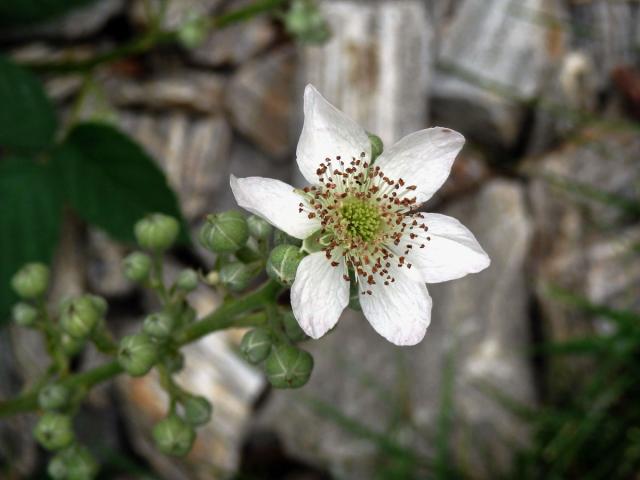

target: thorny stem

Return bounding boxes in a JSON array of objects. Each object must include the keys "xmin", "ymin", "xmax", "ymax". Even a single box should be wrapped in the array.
[{"xmin": 0, "ymin": 280, "xmax": 281, "ymax": 418}]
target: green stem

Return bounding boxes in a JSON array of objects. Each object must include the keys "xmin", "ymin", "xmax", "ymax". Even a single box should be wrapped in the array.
[{"xmin": 0, "ymin": 280, "xmax": 280, "ymax": 418}]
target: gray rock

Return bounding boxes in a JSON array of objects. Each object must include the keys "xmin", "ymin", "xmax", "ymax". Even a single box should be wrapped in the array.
[
  {"xmin": 87, "ymin": 230, "xmax": 133, "ymax": 298},
  {"xmin": 226, "ymin": 47, "xmax": 298, "ymax": 160},
  {"xmin": 254, "ymin": 180, "xmax": 535, "ymax": 478},
  {"xmin": 130, "ymin": 0, "xmax": 222, "ymax": 31},
  {"xmin": 432, "ymin": 0, "xmax": 567, "ymax": 148}
]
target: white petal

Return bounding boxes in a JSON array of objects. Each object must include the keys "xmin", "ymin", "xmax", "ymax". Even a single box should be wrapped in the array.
[
  {"xmin": 397, "ymin": 213, "xmax": 490, "ymax": 284},
  {"xmin": 230, "ymin": 175, "xmax": 320, "ymax": 239},
  {"xmin": 359, "ymin": 270, "xmax": 432, "ymax": 346},
  {"xmin": 375, "ymin": 127, "xmax": 465, "ymax": 204},
  {"xmin": 291, "ymin": 252, "xmax": 349, "ymax": 339},
  {"xmin": 296, "ymin": 84, "xmax": 371, "ymax": 185}
]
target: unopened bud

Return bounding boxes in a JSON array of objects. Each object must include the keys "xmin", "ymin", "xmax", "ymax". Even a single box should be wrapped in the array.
[
  {"xmin": 183, "ymin": 395, "xmax": 212, "ymax": 426},
  {"xmin": 282, "ymin": 311, "xmax": 308, "ymax": 342},
  {"xmin": 199, "ymin": 211, "xmax": 249, "ymax": 253},
  {"xmin": 38, "ymin": 384, "xmax": 71, "ymax": 411},
  {"xmin": 273, "ymin": 229, "xmax": 302, "ymax": 247},
  {"xmin": 219, "ymin": 262, "xmax": 254, "ymax": 292},
  {"xmin": 118, "ymin": 333, "xmax": 158, "ymax": 377},
  {"xmin": 60, "ymin": 295, "xmax": 106, "ymax": 339},
  {"xmin": 48, "ymin": 445, "xmax": 98, "ymax": 480},
  {"xmin": 267, "ymin": 245, "xmax": 304, "ymax": 286},
  {"xmin": 284, "ymin": 0, "xmax": 330, "ymax": 44},
  {"xmin": 152, "ymin": 415, "xmax": 195, "ymax": 457},
  {"xmin": 122, "ymin": 252, "xmax": 152, "ymax": 282},
  {"xmin": 135, "ymin": 213, "xmax": 180, "ymax": 251},
  {"xmin": 176, "ymin": 269, "xmax": 198, "ymax": 292},
  {"xmin": 265, "ymin": 344, "xmax": 313, "ymax": 389},
  {"xmin": 247, "ymin": 215, "xmax": 273, "ymax": 240},
  {"xmin": 60, "ymin": 333, "xmax": 85, "ymax": 357},
  {"xmin": 368, "ymin": 132, "xmax": 383, "ymax": 162},
  {"xmin": 178, "ymin": 11, "xmax": 209, "ymax": 49},
  {"xmin": 11, "ymin": 263, "xmax": 49, "ymax": 299},
  {"xmin": 143, "ymin": 312, "xmax": 175, "ymax": 340},
  {"xmin": 12, "ymin": 302, "xmax": 39, "ymax": 327},
  {"xmin": 34, "ymin": 412, "xmax": 74, "ymax": 451},
  {"xmin": 240, "ymin": 328, "xmax": 272, "ymax": 364}
]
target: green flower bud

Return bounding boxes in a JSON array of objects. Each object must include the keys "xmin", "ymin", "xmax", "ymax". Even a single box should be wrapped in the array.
[
  {"xmin": 60, "ymin": 333, "xmax": 85, "ymax": 357},
  {"xmin": 48, "ymin": 444, "xmax": 98, "ymax": 480},
  {"xmin": 60, "ymin": 295, "xmax": 105, "ymax": 339},
  {"xmin": 38, "ymin": 384, "xmax": 71, "ymax": 411},
  {"xmin": 163, "ymin": 350, "xmax": 185, "ymax": 374},
  {"xmin": 34, "ymin": 412, "xmax": 74, "ymax": 451},
  {"xmin": 11, "ymin": 263, "xmax": 49, "ymax": 299},
  {"xmin": 265, "ymin": 344, "xmax": 314, "ymax": 389},
  {"xmin": 199, "ymin": 211, "xmax": 249, "ymax": 253},
  {"xmin": 266, "ymin": 245, "xmax": 305, "ymax": 286},
  {"xmin": 273, "ymin": 230, "xmax": 302, "ymax": 247},
  {"xmin": 247, "ymin": 215, "xmax": 273, "ymax": 240},
  {"xmin": 176, "ymin": 269, "xmax": 199, "ymax": 292},
  {"xmin": 282, "ymin": 311, "xmax": 308, "ymax": 342},
  {"xmin": 152, "ymin": 415, "xmax": 195, "ymax": 457},
  {"xmin": 118, "ymin": 333, "xmax": 158, "ymax": 377},
  {"xmin": 240, "ymin": 328, "xmax": 272, "ymax": 364},
  {"xmin": 178, "ymin": 11, "xmax": 209, "ymax": 49},
  {"xmin": 235, "ymin": 244, "xmax": 263, "ymax": 263},
  {"xmin": 12, "ymin": 302, "xmax": 39, "ymax": 327},
  {"xmin": 219, "ymin": 262, "xmax": 254, "ymax": 292},
  {"xmin": 183, "ymin": 395, "xmax": 212, "ymax": 426},
  {"xmin": 143, "ymin": 312, "xmax": 175, "ymax": 340},
  {"xmin": 135, "ymin": 213, "xmax": 180, "ymax": 251},
  {"xmin": 284, "ymin": 0, "xmax": 330, "ymax": 44},
  {"xmin": 368, "ymin": 132, "xmax": 384, "ymax": 162},
  {"xmin": 122, "ymin": 252, "xmax": 152, "ymax": 282}
]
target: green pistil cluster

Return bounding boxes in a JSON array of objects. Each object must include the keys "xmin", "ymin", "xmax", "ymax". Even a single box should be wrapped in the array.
[{"xmin": 339, "ymin": 199, "xmax": 382, "ymax": 242}]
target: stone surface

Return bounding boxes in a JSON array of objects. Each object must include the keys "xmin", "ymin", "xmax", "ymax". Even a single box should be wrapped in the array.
[
  {"xmin": 87, "ymin": 230, "xmax": 134, "ymax": 298},
  {"xmin": 301, "ymin": 0, "xmax": 431, "ymax": 147},
  {"xmin": 526, "ymin": 126, "xmax": 640, "ymax": 394},
  {"xmin": 432, "ymin": 0, "xmax": 567, "ymax": 148},
  {"xmin": 254, "ymin": 179, "xmax": 535, "ymax": 478},
  {"xmin": 226, "ymin": 47, "xmax": 298, "ymax": 160},
  {"xmin": 130, "ymin": 0, "xmax": 222, "ymax": 30}
]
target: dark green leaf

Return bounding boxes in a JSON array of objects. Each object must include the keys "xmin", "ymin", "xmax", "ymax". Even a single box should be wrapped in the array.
[
  {"xmin": 55, "ymin": 122, "xmax": 187, "ymax": 244},
  {"xmin": 0, "ymin": 158, "xmax": 63, "ymax": 324},
  {"xmin": 0, "ymin": 55, "xmax": 57, "ymax": 152},
  {"xmin": 0, "ymin": 0, "xmax": 97, "ymax": 26}
]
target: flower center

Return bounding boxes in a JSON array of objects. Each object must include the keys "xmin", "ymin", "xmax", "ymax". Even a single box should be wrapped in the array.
[
  {"xmin": 339, "ymin": 199, "xmax": 381, "ymax": 242},
  {"xmin": 298, "ymin": 152, "xmax": 429, "ymax": 295}
]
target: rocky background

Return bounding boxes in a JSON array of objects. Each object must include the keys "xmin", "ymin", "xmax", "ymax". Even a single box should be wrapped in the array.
[{"xmin": 1, "ymin": 0, "xmax": 639, "ymax": 478}]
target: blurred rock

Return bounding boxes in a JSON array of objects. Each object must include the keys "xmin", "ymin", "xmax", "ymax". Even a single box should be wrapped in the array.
[
  {"xmin": 226, "ymin": 47, "xmax": 297, "ymax": 160},
  {"xmin": 301, "ymin": 0, "xmax": 431, "ymax": 147},
  {"xmin": 612, "ymin": 65, "xmax": 640, "ymax": 121},
  {"xmin": 254, "ymin": 180, "xmax": 534, "ymax": 478},
  {"xmin": 567, "ymin": 0, "xmax": 640, "ymax": 90},
  {"xmin": 526, "ymin": 126, "xmax": 640, "ymax": 394},
  {"xmin": 429, "ymin": 146, "xmax": 491, "ymax": 205},
  {"xmin": 130, "ymin": 0, "xmax": 221, "ymax": 31},
  {"xmin": 118, "ymin": 111, "xmax": 232, "ymax": 223},
  {"xmin": 1, "ymin": 0, "xmax": 124, "ymax": 40},
  {"xmin": 432, "ymin": 0, "xmax": 567, "ymax": 148},
  {"xmin": 87, "ymin": 230, "xmax": 133, "ymax": 298}
]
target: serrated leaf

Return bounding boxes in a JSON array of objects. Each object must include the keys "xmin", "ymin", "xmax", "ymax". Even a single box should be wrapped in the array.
[
  {"xmin": 0, "ymin": 158, "xmax": 63, "ymax": 324},
  {"xmin": 54, "ymin": 122, "xmax": 187, "ymax": 244},
  {"xmin": 0, "ymin": 55, "xmax": 57, "ymax": 152},
  {"xmin": 0, "ymin": 0, "xmax": 97, "ymax": 26}
]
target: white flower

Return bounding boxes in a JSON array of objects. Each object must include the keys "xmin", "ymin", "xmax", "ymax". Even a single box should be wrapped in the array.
[{"xmin": 231, "ymin": 84, "xmax": 490, "ymax": 346}]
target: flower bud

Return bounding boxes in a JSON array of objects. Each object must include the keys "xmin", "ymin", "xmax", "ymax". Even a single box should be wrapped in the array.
[
  {"xmin": 368, "ymin": 132, "xmax": 384, "ymax": 162},
  {"xmin": 163, "ymin": 350, "xmax": 185, "ymax": 374},
  {"xmin": 60, "ymin": 295, "xmax": 105, "ymax": 339},
  {"xmin": 60, "ymin": 333, "xmax": 85, "ymax": 357},
  {"xmin": 265, "ymin": 344, "xmax": 314, "ymax": 389},
  {"xmin": 282, "ymin": 311, "xmax": 308, "ymax": 342},
  {"xmin": 176, "ymin": 269, "xmax": 198, "ymax": 292},
  {"xmin": 143, "ymin": 312, "xmax": 175, "ymax": 340},
  {"xmin": 11, "ymin": 263, "xmax": 49, "ymax": 299},
  {"xmin": 199, "ymin": 211, "xmax": 249, "ymax": 253},
  {"xmin": 152, "ymin": 415, "xmax": 195, "ymax": 457},
  {"xmin": 240, "ymin": 328, "xmax": 272, "ymax": 364},
  {"xmin": 284, "ymin": 0, "xmax": 330, "ymax": 44},
  {"xmin": 135, "ymin": 213, "xmax": 180, "ymax": 251},
  {"xmin": 34, "ymin": 412, "xmax": 74, "ymax": 451},
  {"xmin": 12, "ymin": 302, "xmax": 39, "ymax": 327},
  {"xmin": 183, "ymin": 395, "xmax": 212, "ymax": 426},
  {"xmin": 48, "ymin": 445, "xmax": 98, "ymax": 480},
  {"xmin": 122, "ymin": 251, "xmax": 152, "ymax": 282},
  {"xmin": 177, "ymin": 11, "xmax": 209, "ymax": 49},
  {"xmin": 219, "ymin": 262, "xmax": 254, "ymax": 292},
  {"xmin": 118, "ymin": 333, "xmax": 158, "ymax": 377},
  {"xmin": 38, "ymin": 384, "xmax": 71, "ymax": 411},
  {"xmin": 273, "ymin": 230, "xmax": 302, "ymax": 247},
  {"xmin": 247, "ymin": 215, "xmax": 273, "ymax": 240},
  {"xmin": 266, "ymin": 245, "xmax": 304, "ymax": 286}
]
